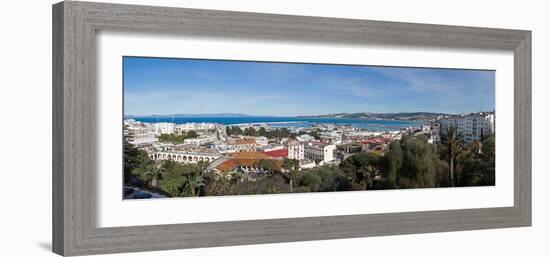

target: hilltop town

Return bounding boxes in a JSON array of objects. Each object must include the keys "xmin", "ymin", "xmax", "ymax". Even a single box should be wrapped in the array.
[{"xmin": 123, "ymin": 111, "xmax": 495, "ymax": 199}]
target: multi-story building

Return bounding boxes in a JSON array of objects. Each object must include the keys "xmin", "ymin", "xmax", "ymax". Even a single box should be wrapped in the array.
[
  {"xmin": 345, "ymin": 131, "xmax": 382, "ymax": 138},
  {"xmin": 361, "ymin": 138, "xmax": 387, "ymax": 153},
  {"xmin": 153, "ymin": 122, "xmax": 175, "ymax": 135},
  {"xmin": 287, "ymin": 141, "xmax": 305, "ymax": 160},
  {"xmin": 220, "ymin": 138, "xmax": 258, "ymax": 153},
  {"xmin": 254, "ymin": 136, "xmax": 269, "ymax": 146},
  {"xmin": 296, "ymin": 134, "xmax": 315, "ymax": 142},
  {"xmin": 175, "ymin": 122, "xmax": 216, "ymax": 133},
  {"xmin": 149, "ymin": 144, "xmax": 221, "ymax": 164},
  {"xmin": 439, "ymin": 112, "xmax": 495, "ymax": 143},
  {"xmin": 124, "ymin": 126, "xmax": 158, "ymax": 147},
  {"xmin": 175, "ymin": 123, "xmax": 195, "ymax": 133},
  {"xmin": 257, "ymin": 144, "xmax": 285, "ymax": 152},
  {"xmin": 304, "ymin": 142, "xmax": 336, "ymax": 164},
  {"xmin": 183, "ymin": 136, "xmax": 216, "ymax": 145},
  {"xmin": 335, "ymin": 142, "xmax": 363, "ymax": 162}
]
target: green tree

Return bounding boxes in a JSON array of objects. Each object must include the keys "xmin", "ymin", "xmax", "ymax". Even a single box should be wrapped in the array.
[
  {"xmin": 160, "ymin": 160, "xmax": 186, "ymax": 196},
  {"xmin": 314, "ymin": 166, "xmax": 350, "ymax": 192},
  {"xmin": 142, "ymin": 164, "xmax": 162, "ymax": 189},
  {"xmin": 226, "ymin": 126, "xmax": 244, "ymax": 136},
  {"xmin": 397, "ymin": 135, "xmax": 440, "ymax": 188},
  {"xmin": 157, "ymin": 131, "xmax": 199, "ymax": 144},
  {"xmin": 257, "ymin": 159, "xmax": 280, "ymax": 172},
  {"xmin": 379, "ymin": 140, "xmax": 402, "ymax": 187},
  {"xmin": 309, "ymin": 130, "xmax": 321, "ymax": 140},
  {"xmin": 481, "ymin": 133, "xmax": 495, "ymax": 163},
  {"xmin": 295, "ymin": 172, "xmax": 321, "ymax": 192},
  {"xmin": 282, "ymin": 158, "xmax": 300, "ymax": 171},
  {"xmin": 379, "ymin": 135, "xmax": 444, "ymax": 189},
  {"xmin": 159, "ymin": 160, "xmax": 204, "ymax": 197},
  {"xmin": 441, "ymin": 126, "xmax": 464, "ymax": 186},
  {"xmin": 340, "ymin": 152, "xmax": 380, "ymax": 190},
  {"xmin": 258, "ymin": 127, "xmax": 268, "ymax": 137},
  {"xmin": 282, "ymin": 158, "xmax": 300, "ymax": 193},
  {"xmin": 203, "ymin": 172, "xmax": 232, "ymax": 196},
  {"xmin": 456, "ymin": 133, "xmax": 495, "ymax": 187},
  {"xmin": 244, "ymin": 127, "xmax": 257, "ymax": 136},
  {"xmin": 123, "ymin": 139, "xmax": 153, "ymax": 185},
  {"xmin": 187, "ymin": 130, "xmax": 198, "ymax": 138},
  {"xmin": 184, "ymin": 173, "xmax": 205, "ymax": 196},
  {"xmin": 231, "ymin": 169, "xmax": 245, "ymax": 194}
]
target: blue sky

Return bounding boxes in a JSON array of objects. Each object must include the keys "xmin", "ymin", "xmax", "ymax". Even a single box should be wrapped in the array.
[{"xmin": 124, "ymin": 57, "xmax": 495, "ymax": 116}]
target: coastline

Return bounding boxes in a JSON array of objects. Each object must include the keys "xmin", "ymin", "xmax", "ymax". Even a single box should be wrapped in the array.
[{"xmin": 126, "ymin": 116, "xmax": 423, "ymax": 131}]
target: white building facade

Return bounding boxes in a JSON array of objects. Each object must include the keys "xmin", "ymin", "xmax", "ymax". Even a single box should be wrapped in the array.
[
  {"xmin": 439, "ymin": 112, "xmax": 495, "ymax": 143},
  {"xmin": 125, "ymin": 126, "xmax": 158, "ymax": 147},
  {"xmin": 296, "ymin": 134, "xmax": 315, "ymax": 142},
  {"xmin": 183, "ymin": 136, "xmax": 216, "ymax": 145},
  {"xmin": 149, "ymin": 151, "xmax": 220, "ymax": 164},
  {"xmin": 304, "ymin": 143, "xmax": 336, "ymax": 164},
  {"xmin": 254, "ymin": 136, "xmax": 269, "ymax": 146},
  {"xmin": 287, "ymin": 141, "xmax": 305, "ymax": 160},
  {"xmin": 153, "ymin": 122, "xmax": 175, "ymax": 135},
  {"xmin": 175, "ymin": 123, "xmax": 216, "ymax": 133}
]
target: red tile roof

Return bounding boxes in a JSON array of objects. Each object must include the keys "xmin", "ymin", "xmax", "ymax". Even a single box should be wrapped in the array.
[
  {"xmin": 215, "ymin": 151, "xmax": 283, "ymax": 172},
  {"xmin": 263, "ymin": 149, "xmax": 288, "ymax": 158},
  {"xmin": 229, "ymin": 151, "xmax": 272, "ymax": 159}
]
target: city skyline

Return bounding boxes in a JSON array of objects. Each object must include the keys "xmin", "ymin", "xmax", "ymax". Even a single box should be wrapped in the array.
[{"xmin": 124, "ymin": 57, "xmax": 495, "ymax": 116}]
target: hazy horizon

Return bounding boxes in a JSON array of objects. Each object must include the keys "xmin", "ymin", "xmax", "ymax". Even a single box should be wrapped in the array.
[{"xmin": 124, "ymin": 110, "xmax": 494, "ymax": 117}]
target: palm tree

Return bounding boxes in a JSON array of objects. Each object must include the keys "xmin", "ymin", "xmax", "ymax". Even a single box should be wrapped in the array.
[
  {"xmin": 442, "ymin": 126, "xmax": 463, "ymax": 186},
  {"xmin": 231, "ymin": 169, "xmax": 245, "ymax": 194},
  {"xmin": 361, "ymin": 163, "xmax": 378, "ymax": 190},
  {"xmin": 138, "ymin": 163, "xmax": 162, "ymax": 189},
  {"xmin": 288, "ymin": 170, "xmax": 298, "ymax": 193},
  {"xmin": 184, "ymin": 174, "xmax": 205, "ymax": 197}
]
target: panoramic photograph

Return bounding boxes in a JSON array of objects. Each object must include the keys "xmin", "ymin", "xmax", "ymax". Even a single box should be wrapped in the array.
[{"xmin": 122, "ymin": 56, "xmax": 496, "ymax": 199}]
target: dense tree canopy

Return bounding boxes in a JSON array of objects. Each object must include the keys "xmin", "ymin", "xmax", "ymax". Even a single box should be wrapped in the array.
[
  {"xmin": 157, "ymin": 130, "xmax": 199, "ymax": 144},
  {"xmin": 340, "ymin": 152, "xmax": 381, "ymax": 190},
  {"xmin": 226, "ymin": 126, "xmax": 294, "ymax": 139}
]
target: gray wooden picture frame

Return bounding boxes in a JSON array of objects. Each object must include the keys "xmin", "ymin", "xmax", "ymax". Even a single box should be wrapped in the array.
[{"xmin": 52, "ymin": 1, "xmax": 531, "ymax": 256}]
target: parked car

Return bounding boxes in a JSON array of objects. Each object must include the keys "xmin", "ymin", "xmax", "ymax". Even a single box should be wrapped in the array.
[
  {"xmin": 133, "ymin": 191, "xmax": 152, "ymax": 199},
  {"xmin": 123, "ymin": 187, "xmax": 135, "ymax": 197}
]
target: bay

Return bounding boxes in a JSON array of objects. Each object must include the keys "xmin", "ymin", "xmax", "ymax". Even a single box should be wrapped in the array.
[{"xmin": 129, "ymin": 116, "xmax": 422, "ymax": 131}]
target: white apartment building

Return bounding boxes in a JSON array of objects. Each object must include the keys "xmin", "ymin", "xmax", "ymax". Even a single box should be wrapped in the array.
[
  {"xmin": 304, "ymin": 143, "xmax": 336, "ymax": 164},
  {"xmin": 257, "ymin": 144, "xmax": 285, "ymax": 152},
  {"xmin": 123, "ymin": 119, "xmax": 138, "ymax": 126},
  {"xmin": 215, "ymin": 138, "xmax": 257, "ymax": 153},
  {"xmin": 183, "ymin": 136, "xmax": 216, "ymax": 145},
  {"xmin": 254, "ymin": 136, "xmax": 269, "ymax": 146},
  {"xmin": 175, "ymin": 122, "xmax": 216, "ymax": 133},
  {"xmin": 346, "ymin": 131, "xmax": 383, "ymax": 137},
  {"xmin": 153, "ymin": 122, "xmax": 175, "ymax": 135},
  {"xmin": 287, "ymin": 141, "xmax": 305, "ymax": 160},
  {"xmin": 320, "ymin": 130, "xmax": 340, "ymax": 138},
  {"xmin": 175, "ymin": 123, "xmax": 195, "ymax": 133},
  {"xmin": 125, "ymin": 126, "xmax": 158, "ymax": 147},
  {"xmin": 296, "ymin": 134, "xmax": 315, "ymax": 142},
  {"xmin": 439, "ymin": 112, "xmax": 495, "ymax": 143}
]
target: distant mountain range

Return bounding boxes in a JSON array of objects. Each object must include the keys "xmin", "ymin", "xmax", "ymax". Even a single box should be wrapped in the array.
[
  {"xmin": 125, "ymin": 112, "xmax": 450, "ymax": 121},
  {"xmin": 296, "ymin": 112, "xmax": 448, "ymax": 121}
]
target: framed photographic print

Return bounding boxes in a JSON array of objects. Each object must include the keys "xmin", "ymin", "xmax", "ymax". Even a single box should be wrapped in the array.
[{"xmin": 52, "ymin": 1, "xmax": 531, "ymax": 256}]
